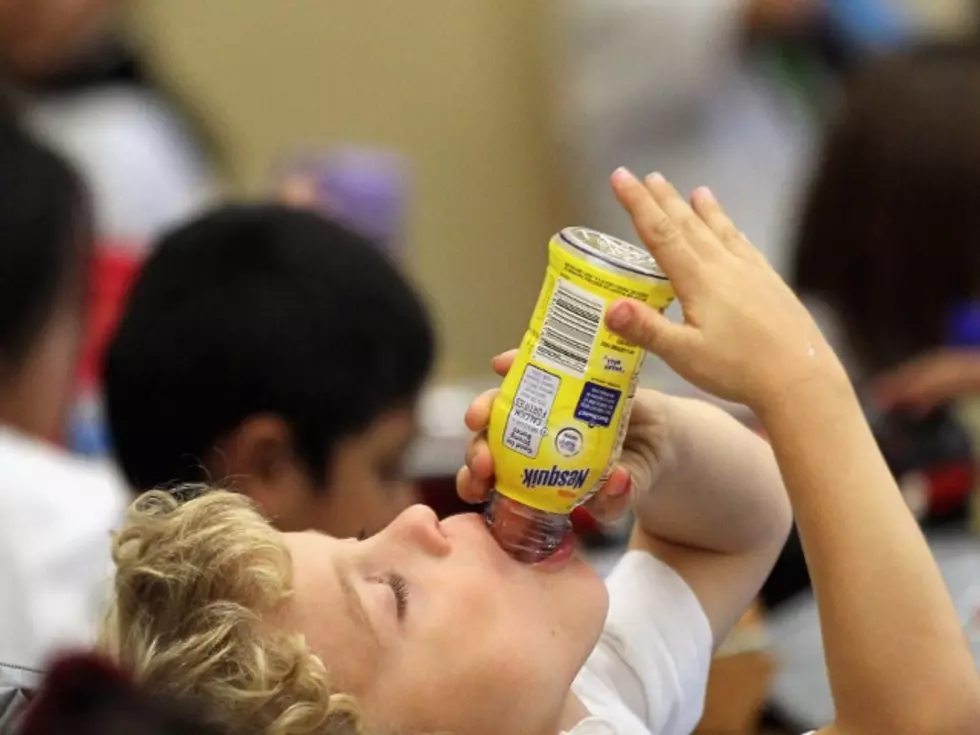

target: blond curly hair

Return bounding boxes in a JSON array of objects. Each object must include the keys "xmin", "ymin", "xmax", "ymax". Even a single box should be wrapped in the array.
[{"xmin": 100, "ymin": 488, "xmax": 366, "ymax": 735}]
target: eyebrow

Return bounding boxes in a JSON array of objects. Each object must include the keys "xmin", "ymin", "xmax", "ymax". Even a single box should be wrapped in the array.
[{"xmin": 331, "ymin": 556, "xmax": 381, "ymax": 649}]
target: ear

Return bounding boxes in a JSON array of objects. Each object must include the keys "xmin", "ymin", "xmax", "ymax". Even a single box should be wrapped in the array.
[{"xmin": 209, "ymin": 415, "xmax": 308, "ymax": 522}]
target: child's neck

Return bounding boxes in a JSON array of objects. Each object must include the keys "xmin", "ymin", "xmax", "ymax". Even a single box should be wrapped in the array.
[{"xmin": 0, "ymin": 381, "xmax": 60, "ymax": 445}]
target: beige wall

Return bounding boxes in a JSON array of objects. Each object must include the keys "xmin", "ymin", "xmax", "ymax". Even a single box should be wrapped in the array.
[
  {"xmin": 127, "ymin": 0, "xmax": 565, "ymax": 380},
  {"xmin": 895, "ymin": 0, "xmax": 977, "ymax": 35}
]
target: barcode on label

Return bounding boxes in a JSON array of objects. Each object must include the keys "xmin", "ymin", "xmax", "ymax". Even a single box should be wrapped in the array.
[{"xmin": 532, "ymin": 278, "xmax": 605, "ymax": 378}]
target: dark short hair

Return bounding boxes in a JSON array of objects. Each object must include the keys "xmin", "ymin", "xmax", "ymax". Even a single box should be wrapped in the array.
[
  {"xmin": 104, "ymin": 205, "xmax": 435, "ymax": 491},
  {"xmin": 0, "ymin": 105, "xmax": 90, "ymax": 371},
  {"xmin": 793, "ymin": 42, "xmax": 980, "ymax": 373}
]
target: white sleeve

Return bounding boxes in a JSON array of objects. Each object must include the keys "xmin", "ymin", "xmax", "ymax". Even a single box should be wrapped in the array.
[
  {"xmin": 0, "ymin": 438, "xmax": 126, "ymax": 670},
  {"xmin": 29, "ymin": 88, "xmax": 219, "ymax": 244},
  {"xmin": 576, "ymin": 550, "xmax": 714, "ymax": 735}
]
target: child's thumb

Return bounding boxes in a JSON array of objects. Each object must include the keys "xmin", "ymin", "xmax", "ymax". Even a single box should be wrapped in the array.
[{"xmin": 606, "ymin": 299, "xmax": 686, "ymax": 362}]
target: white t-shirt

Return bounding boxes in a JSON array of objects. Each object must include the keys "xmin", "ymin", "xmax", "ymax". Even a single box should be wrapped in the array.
[
  {"xmin": 567, "ymin": 551, "xmax": 713, "ymax": 734},
  {"xmin": 0, "ymin": 429, "xmax": 128, "ymax": 671},
  {"xmin": 567, "ymin": 551, "xmax": 818, "ymax": 735}
]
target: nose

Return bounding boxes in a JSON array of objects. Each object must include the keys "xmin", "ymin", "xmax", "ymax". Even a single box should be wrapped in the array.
[{"xmin": 389, "ymin": 504, "xmax": 451, "ymax": 557}]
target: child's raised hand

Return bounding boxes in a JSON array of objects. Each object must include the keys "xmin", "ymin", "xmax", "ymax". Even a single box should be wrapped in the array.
[{"xmin": 605, "ymin": 169, "xmax": 847, "ymax": 412}]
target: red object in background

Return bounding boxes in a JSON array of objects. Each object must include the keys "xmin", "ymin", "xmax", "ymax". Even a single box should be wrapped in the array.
[
  {"xmin": 921, "ymin": 461, "xmax": 974, "ymax": 516},
  {"xmin": 570, "ymin": 505, "xmax": 602, "ymax": 535},
  {"xmin": 420, "ymin": 475, "xmax": 466, "ymax": 518},
  {"xmin": 77, "ymin": 245, "xmax": 143, "ymax": 391}
]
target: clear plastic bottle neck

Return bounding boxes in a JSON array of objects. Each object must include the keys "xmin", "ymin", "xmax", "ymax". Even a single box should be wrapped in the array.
[{"xmin": 485, "ymin": 492, "xmax": 572, "ymax": 563}]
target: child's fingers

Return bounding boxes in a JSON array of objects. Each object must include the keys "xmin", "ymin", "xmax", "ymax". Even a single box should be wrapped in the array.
[
  {"xmin": 464, "ymin": 389, "xmax": 499, "ymax": 432},
  {"xmin": 606, "ymin": 299, "xmax": 697, "ymax": 366},
  {"xmin": 465, "ymin": 434, "xmax": 494, "ymax": 479},
  {"xmin": 491, "ymin": 350, "xmax": 518, "ymax": 377},
  {"xmin": 690, "ymin": 186, "xmax": 745, "ymax": 254},
  {"xmin": 641, "ymin": 174, "xmax": 717, "ymax": 258},
  {"xmin": 611, "ymin": 169, "xmax": 701, "ymax": 283},
  {"xmin": 457, "ymin": 439, "xmax": 494, "ymax": 504},
  {"xmin": 690, "ymin": 186, "xmax": 768, "ymax": 267},
  {"xmin": 585, "ymin": 467, "xmax": 633, "ymax": 524},
  {"xmin": 456, "ymin": 466, "xmax": 483, "ymax": 504}
]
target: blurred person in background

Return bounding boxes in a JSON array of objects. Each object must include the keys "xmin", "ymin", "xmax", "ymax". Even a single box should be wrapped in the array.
[
  {"xmin": 549, "ymin": 0, "xmax": 912, "ymax": 398},
  {"xmin": 761, "ymin": 42, "xmax": 980, "ymax": 626},
  {"xmin": 0, "ymin": 110, "xmax": 126, "ymax": 680},
  {"xmin": 103, "ymin": 205, "xmax": 435, "ymax": 538},
  {"xmin": 549, "ymin": 0, "xmax": 823, "ymax": 279},
  {"xmin": 0, "ymin": 0, "xmax": 216, "ymax": 246},
  {"xmin": 795, "ymin": 43, "xmax": 980, "ymax": 393},
  {"xmin": 0, "ymin": 0, "xmax": 219, "ymax": 459}
]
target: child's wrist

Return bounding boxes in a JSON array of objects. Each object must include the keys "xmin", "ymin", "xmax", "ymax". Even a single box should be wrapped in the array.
[
  {"xmin": 754, "ymin": 362, "xmax": 855, "ymax": 427},
  {"xmin": 746, "ymin": 337, "xmax": 847, "ymax": 410}
]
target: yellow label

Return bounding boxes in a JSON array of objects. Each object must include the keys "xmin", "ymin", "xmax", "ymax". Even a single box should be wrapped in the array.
[{"xmin": 488, "ymin": 235, "xmax": 674, "ymax": 515}]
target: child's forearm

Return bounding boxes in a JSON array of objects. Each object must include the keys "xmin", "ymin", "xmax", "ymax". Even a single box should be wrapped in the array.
[
  {"xmin": 759, "ymin": 377, "xmax": 980, "ymax": 735},
  {"xmin": 633, "ymin": 394, "xmax": 791, "ymax": 557}
]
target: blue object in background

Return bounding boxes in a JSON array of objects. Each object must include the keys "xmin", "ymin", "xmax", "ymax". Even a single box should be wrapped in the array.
[
  {"xmin": 67, "ymin": 391, "xmax": 112, "ymax": 458},
  {"xmin": 948, "ymin": 302, "xmax": 980, "ymax": 349},
  {"xmin": 826, "ymin": 0, "xmax": 912, "ymax": 51}
]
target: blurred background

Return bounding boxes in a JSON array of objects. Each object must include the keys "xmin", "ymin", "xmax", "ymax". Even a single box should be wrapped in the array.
[
  {"xmin": 102, "ymin": 0, "xmax": 980, "ymax": 468},
  {"xmin": 5, "ymin": 0, "xmax": 980, "ymax": 732},
  {"xmin": 128, "ymin": 0, "xmax": 563, "ymax": 380}
]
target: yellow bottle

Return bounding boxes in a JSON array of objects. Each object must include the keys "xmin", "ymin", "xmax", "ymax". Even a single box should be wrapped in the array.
[{"xmin": 486, "ymin": 227, "xmax": 674, "ymax": 561}]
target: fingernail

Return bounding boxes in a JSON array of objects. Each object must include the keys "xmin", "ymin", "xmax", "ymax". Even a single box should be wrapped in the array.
[
  {"xmin": 646, "ymin": 172, "xmax": 666, "ymax": 183},
  {"xmin": 612, "ymin": 167, "xmax": 636, "ymax": 183},
  {"xmin": 607, "ymin": 473, "xmax": 632, "ymax": 499},
  {"xmin": 606, "ymin": 301, "xmax": 633, "ymax": 331},
  {"xmin": 694, "ymin": 186, "xmax": 714, "ymax": 201}
]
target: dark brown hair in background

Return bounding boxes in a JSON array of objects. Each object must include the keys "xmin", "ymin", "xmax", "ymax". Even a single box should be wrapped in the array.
[
  {"xmin": 793, "ymin": 42, "xmax": 980, "ymax": 376},
  {"xmin": 17, "ymin": 654, "xmax": 227, "ymax": 735}
]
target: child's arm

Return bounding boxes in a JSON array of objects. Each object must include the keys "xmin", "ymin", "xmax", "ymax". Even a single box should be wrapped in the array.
[
  {"xmin": 608, "ymin": 169, "xmax": 980, "ymax": 735},
  {"xmin": 626, "ymin": 391, "xmax": 792, "ymax": 646},
  {"xmin": 874, "ymin": 348, "xmax": 980, "ymax": 413},
  {"xmin": 761, "ymin": 376, "xmax": 979, "ymax": 735},
  {"xmin": 458, "ymin": 364, "xmax": 791, "ymax": 648}
]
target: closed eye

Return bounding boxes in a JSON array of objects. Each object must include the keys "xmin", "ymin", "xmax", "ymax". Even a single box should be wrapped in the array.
[{"xmin": 386, "ymin": 573, "xmax": 409, "ymax": 621}]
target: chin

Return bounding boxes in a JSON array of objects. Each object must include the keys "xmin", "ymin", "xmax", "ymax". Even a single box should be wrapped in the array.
[
  {"xmin": 566, "ymin": 558, "xmax": 606, "ymax": 600},
  {"xmin": 553, "ymin": 552, "xmax": 600, "ymax": 581},
  {"xmin": 535, "ymin": 558, "xmax": 608, "ymax": 626}
]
